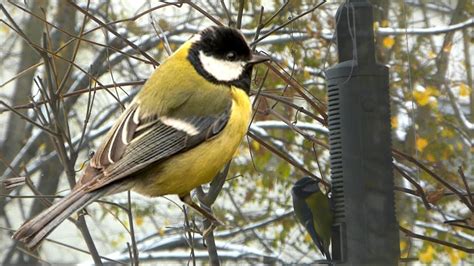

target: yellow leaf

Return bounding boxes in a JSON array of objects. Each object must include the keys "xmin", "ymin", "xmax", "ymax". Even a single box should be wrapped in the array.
[
  {"xmin": 449, "ymin": 144, "xmax": 454, "ymax": 152},
  {"xmin": 251, "ymin": 140, "xmax": 260, "ymax": 152},
  {"xmin": 381, "ymin": 19, "xmax": 389, "ymax": 27},
  {"xmin": 391, "ymin": 116, "xmax": 398, "ymax": 129},
  {"xmin": 39, "ymin": 143, "xmax": 47, "ymax": 152},
  {"xmin": 111, "ymin": 239, "xmax": 120, "ymax": 248},
  {"xmin": 426, "ymin": 86, "xmax": 440, "ymax": 96},
  {"xmin": 435, "ymin": 111, "xmax": 443, "ymax": 122},
  {"xmin": 419, "ymin": 245, "xmax": 435, "ymax": 263},
  {"xmin": 303, "ymin": 70, "xmax": 311, "ymax": 80},
  {"xmin": 456, "ymin": 142, "xmax": 463, "ymax": 151},
  {"xmin": 373, "ymin": 22, "xmax": 379, "ymax": 32},
  {"xmin": 428, "ymin": 98, "xmax": 438, "ymax": 109},
  {"xmin": 304, "ymin": 232, "xmax": 312, "ymax": 243},
  {"xmin": 0, "ymin": 24, "xmax": 9, "ymax": 34},
  {"xmin": 314, "ymin": 49, "xmax": 321, "ymax": 57},
  {"xmin": 459, "ymin": 83, "xmax": 471, "ymax": 97},
  {"xmin": 428, "ymin": 51, "xmax": 437, "ymax": 59},
  {"xmin": 413, "ymin": 90, "xmax": 430, "ymax": 106},
  {"xmin": 157, "ymin": 42, "xmax": 164, "ymax": 50},
  {"xmin": 399, "ymin": 240, "xmax": 407, "ymax": 251},
  {"xmin": 449, "ymin": 250, "xmax": 460, "ymax": 264},
  {"xmin": 135, "ymin": 216, "xmax": 144, "ymax": 226},
  {"xmin": 443, "ymin": 42, "xmax": 453, "ymax": 53},
  {"xmin": 444, "ymin": 246, "xmax": 452, "ymax": 253},
  {"xmin": 442, "ymin": 145, "xmax": 454, "ymax": 160},
  {"xmin": 383, "ymin": 36, "xmax": 395, "ymax": 49},
  {"xmin": 426, "ymin": 153, "xmax": 435, "ymax": 162},
  {"xmin": 416, "ymin": 138, "xmax": 428, "ymax": 152},
  {"xmin": 458, "ymin": 250, "xmax": 467, "ymax": 259},
  {"xmin": 441, "ymin": 127, "xmax": 454, "ymax": 138}
]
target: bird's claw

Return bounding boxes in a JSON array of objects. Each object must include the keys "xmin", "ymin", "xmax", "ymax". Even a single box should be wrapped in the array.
[{"xmin": 202, "ymin": 221, "xmax": 219, "ymax": 238}]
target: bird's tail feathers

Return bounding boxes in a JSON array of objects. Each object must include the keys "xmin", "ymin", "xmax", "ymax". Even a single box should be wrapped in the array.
[
  {"xmin": 12, "ymin": 185, "xmax": 108, "ymax": 250},
  {"xmin": 307, "ymin": 225, "xmax": 332, "ymax": 261},
  {"xmin": 322, "ymin": 245, "xmax": 332, "ymax": 261}
]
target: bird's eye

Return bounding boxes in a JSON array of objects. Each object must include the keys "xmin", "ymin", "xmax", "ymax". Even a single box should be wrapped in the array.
[{"xmin": 226, "ymin": 51, "xmax": 236, "ymax": 61}]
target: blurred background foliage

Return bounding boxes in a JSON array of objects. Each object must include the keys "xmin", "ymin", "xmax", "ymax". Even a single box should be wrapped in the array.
[{"xmin": 0, "ymin": 0, "xmax": 473, "ymax": 264}]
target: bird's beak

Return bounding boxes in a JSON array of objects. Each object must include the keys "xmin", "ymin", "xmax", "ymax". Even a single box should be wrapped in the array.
[{"xmin": 247, "ymin": 53, "xmax": 270, "ymax": 65}]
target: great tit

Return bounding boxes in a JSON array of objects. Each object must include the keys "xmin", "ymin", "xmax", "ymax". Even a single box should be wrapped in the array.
[
  {"xmin": 13, "ymin": 26, "xmax": 269, "ymax": 249},
  {"xmin": 292, "ymin": 176, "xmax": 333, "ymax": 260}
]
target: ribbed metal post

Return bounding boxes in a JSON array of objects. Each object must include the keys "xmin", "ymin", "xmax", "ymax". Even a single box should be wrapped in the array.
[{"xmin": 326, "ymin": 0, "xmax": 399, "ymax": 264}]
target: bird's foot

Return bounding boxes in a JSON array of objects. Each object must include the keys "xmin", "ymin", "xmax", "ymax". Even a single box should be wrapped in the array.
[
  {"xmin": 202, "ymin": 221, "xmax": 218, "ymax": 239},
  {"xmin": 179, "ymin": 193, "xmax": 224, "ymax": 227}
]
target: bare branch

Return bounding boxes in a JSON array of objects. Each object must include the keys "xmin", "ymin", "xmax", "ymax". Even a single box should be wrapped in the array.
[
  {"xmin": 400, "ymin": 226, "xmax": 473, "ymax": 253},
  {"xmin": 378, "ymin": 18, "xmax": 474, "ymax": 36}
]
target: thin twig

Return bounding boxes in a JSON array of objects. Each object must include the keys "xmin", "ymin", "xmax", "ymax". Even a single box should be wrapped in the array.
[
  {"xmin": 0, "ymin": 80, "xmax": 144, "ymax": 113},
  {"xmin": 0, "ymin": 100, "xmax": 58, "ymax": 136},
  {"xmin": 268, "ymin": 109, "xmax": 329, "ymax": 149},
  {"xmin": 264, "ymin": 62, "xmax": 327, "ymax": 124},
  {"xmin": 394, "ymin": 164, "xmax": 431, "ymax": 209},
  {"xmin": 0, "ymin": 61, "xmax": 43, "ymax": 88},
  {"xmin": 256, "ymin": 91, "xmax": 322, "ymax": 122},
  {"xmin": 247, "ymin": 131, "xmax": 328, "ymax": 187},
  {"xmin": 56, "ymin": 0, "xmax": 90, "ymax": 95},
  {"xmin": 225, "ymin": 189, "xmax": 274, "ymax": 254},
  {"xmin": 444, "ymin": 221, "xmax": 474, "ymax": 231},
  {"xmin": 251, "ymin": 6, "xmax": 265, "ymax": 51},
  {"xmin": 127, "ymin": 191, "xmax": 139, "ymax": 266},
  {"xmin": 393, "ymin": 149, "xmax": 474, "ymax": 212},
  {"xmin": 260, "ymin": 1, "xmax": 289, "ymax": 29},
  {"xmin": 45, "ymin": 238, "xmax": 126, "ymax": 264},
  {"xmin": 76, "ymin": 215, "xmax": 103, "ymax": 265},
  {"xmin": 250, "ymin": 1, "xmax": 326, "ymax": 46},
  {"xmin": 219, "ymin": 0, "xmax": 234, "ymax": 26},
  {"xmin": 458, "ymin": 166, "xmax": 473, "ymax": 206},
  {"xmin": 236, "ymin": 0, "xmax": 245, "ymax": 29},
  {"xmin": 183, "ymin": 206, "xmax": 196, "ymax": 266},
  {"xmin": 399, "ymin": 226, "xmax": 473, "ymax": 253},
  {"xmin": 196, "ymin": 163, "xmax": 231, "ymax": 265},
  {"xmin": 184, "ymin": 0, "xmax": 223, "ymax": 26},
  {"xmin": 67, "ymin": 0, "xmax": 159, "ymax": 66},
  {"xmin": 5, "ymin": 1, "xmax": 153, "ymax": 64}
]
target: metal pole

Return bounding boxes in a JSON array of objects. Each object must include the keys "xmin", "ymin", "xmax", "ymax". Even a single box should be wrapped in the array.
[{"xmin": 326, "ymin": 0, "xmax": 399, "ymax": 264}]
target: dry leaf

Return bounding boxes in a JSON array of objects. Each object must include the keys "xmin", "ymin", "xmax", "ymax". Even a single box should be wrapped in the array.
[{"xmin": 426, "ymin": 187, "xmax": 445, "ymax": 204}]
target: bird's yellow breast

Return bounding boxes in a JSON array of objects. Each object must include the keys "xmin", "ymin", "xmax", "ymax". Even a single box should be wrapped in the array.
[{"xmin": 132, "ymin": 87, "xmax": 251, "ymax": 197}]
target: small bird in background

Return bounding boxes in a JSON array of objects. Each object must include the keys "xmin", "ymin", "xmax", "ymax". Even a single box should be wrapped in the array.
[
  {"xmin": 13, "ymin": 26, "xmax": 269, "ymax": 249},
  {"xmin": 292, "ymin": 176, "xmax": 333, "ymax": 260}
]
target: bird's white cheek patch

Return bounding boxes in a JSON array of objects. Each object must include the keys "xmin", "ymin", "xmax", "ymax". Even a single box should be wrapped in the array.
[{"xmin": 199, "ymin": 51, "xmax": 244, "ymax": 82}]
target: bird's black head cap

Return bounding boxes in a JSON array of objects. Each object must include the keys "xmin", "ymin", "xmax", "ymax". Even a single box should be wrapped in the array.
[
  {"xmin": 197, "ymin": 26, "xmax": 252, "ymax": 62},
  {"xmin": 188, "ymin": 26, "xmax": 265, "ymax": 93},
  {"xmin": 292, "ymin": 176, "xmax": 320, "ymax": 198}
]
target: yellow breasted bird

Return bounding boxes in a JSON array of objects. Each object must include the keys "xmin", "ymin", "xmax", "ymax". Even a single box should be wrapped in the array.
[
  {"xmin": 13, "ymin": 26, "xmax": 268, "ymax": 249},
  {"xmin": 292, "ymin": 176, "xmax": 333, "ymax": 260}
]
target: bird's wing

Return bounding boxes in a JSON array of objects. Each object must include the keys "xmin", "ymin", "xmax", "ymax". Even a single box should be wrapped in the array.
[
  {"xmin": 296, "ymin": 200, "xmax": 327, "ymax": 256},
  {"xmin": 306, "ymin": 193, "xmax": 332, "ymax": 260},
  {"xmin": 80, "ymin": 99, "xmax": 231, "ymax": 191},
  {"xmin": 293, "ymin": 193, "xmax": 330, "ymax": 260},
  {"xmin": 304, "ymin": 219, "xmax": 330, "ymax": 259}
]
